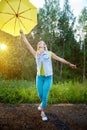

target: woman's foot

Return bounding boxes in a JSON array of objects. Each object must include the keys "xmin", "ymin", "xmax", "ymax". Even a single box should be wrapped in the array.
[
  {"xmin": 41, "ymin": 111, "xmax": 48, "ymax": 121},
  {"xmin": 38, "ymin": 103, "xmax": 42, "ymax": 111}
]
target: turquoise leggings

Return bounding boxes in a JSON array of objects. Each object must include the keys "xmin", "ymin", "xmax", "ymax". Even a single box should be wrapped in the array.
[{"xmin": 36, "ymin": 75, "xmax": 53, "ymax": 109}]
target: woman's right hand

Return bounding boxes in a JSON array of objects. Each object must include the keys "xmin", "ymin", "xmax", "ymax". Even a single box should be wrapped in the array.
[{"xmin": 20, "ymin": 30, "xmax": 23, "ymax": 34}]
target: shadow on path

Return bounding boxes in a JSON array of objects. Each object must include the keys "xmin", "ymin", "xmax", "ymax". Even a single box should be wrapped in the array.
[{"xmin": 47, "ymin": 113, "xmax": 71, "ymax": 130}]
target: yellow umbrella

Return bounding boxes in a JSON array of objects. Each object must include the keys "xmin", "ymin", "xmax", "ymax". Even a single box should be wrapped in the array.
[{"xmin": 0, "ymin": 0, "xmax": 37, "ymax": 36}]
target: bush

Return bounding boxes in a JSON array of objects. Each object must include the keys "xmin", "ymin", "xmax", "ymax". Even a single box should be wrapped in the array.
[{"xmin": 0, "ymin": 80, "xmax": 87, "ymax": 105}]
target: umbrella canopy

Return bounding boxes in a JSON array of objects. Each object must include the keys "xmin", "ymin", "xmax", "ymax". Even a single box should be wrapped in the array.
[{"xmin": 0, "ymin": 0, "xmax": 37, "ymax": 36}]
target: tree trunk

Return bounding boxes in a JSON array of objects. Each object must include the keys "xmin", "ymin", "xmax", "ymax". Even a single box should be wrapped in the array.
[{"xmin": 83, "ymin": 41, "xmax": 86, "ymax": 81}]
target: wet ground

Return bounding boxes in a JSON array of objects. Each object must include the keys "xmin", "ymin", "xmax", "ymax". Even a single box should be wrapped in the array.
[{"xmin": 0, "ymin": 103, "xmax": 87, "ymax": 130}]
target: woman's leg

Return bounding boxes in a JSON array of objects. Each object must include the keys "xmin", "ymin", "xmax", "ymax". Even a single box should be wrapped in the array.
[
  {"xmin": 41, "ymin": 76, "xmax": 53, "ymax": 121},
  {"xmin": 41, "ymin": 76, "xmax": 53, "ymax": 109},
  {"xmin": 36, "ymin": 75, "xmax": 43, "ymax": 101},
  {"xmin": 36, "ymin": 75, "xmax": 53, "ymax": 121}
]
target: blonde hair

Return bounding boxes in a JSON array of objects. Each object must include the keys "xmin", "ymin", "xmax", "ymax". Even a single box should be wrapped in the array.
[{"xmin": 37, "ymin": 41, "xmax": 48, "ymax": 51}]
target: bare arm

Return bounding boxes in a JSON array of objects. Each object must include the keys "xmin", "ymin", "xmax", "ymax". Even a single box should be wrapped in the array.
[
  {"xmin": 20, "ymin": 30, "xmax": 36, "ymax": 58},
  {"xmin": 51, "ymin": 52, "xmax": 77, "ymax": 69}
]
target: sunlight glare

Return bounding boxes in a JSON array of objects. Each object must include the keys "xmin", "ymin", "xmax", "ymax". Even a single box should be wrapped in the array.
[{"xmin": 0, "ymin": 44, "xmax": 7, "ymax": 50}]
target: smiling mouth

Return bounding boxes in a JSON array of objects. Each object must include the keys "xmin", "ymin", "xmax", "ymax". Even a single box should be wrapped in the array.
[{"xmin": 39, "ymin": 47, "xmax": 44, "ymax": 48}]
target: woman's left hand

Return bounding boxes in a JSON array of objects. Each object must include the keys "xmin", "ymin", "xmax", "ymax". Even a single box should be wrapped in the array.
[{"xmin": 69, "ymin": 64, "xmax": 77, "ymax": 69}]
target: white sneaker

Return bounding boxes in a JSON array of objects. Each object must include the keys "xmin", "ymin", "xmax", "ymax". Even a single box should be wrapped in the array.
[
  {"xmin": 38, "ymin": 103, "xmax": 42, "ymax": 111},
  {"xmin": 41, "ymin": 111, "xmax": 48, "ymax": 121}
]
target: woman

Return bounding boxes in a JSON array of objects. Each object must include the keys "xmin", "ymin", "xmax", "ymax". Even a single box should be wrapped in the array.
[{"xmin": 20, "ymin": 30, "xmax": 76, "ymax": 121}]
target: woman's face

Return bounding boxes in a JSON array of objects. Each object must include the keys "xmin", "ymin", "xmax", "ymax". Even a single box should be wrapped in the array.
[{"xmin": 37, "ymin": 41, "xmax": 46, "ymax": 51}]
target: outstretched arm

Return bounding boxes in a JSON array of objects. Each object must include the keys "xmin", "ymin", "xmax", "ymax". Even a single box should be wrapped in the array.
[
  {"xmin": 20, "ymin": 30, "xmax": 36, "ymax": 58},
  {"xmin": 51, "ymin": 52, "xmax": 77, "ymax": 69}
]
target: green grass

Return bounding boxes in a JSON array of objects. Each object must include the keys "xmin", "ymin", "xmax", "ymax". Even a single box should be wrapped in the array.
[
  {"xmin": 49, "ymin": 81, "xmax": 87, "ymax": 104},
  {"xmin": 0, "ymin": 80, "xmax": 87, "ymax": 105},
  {"xmin": 0, "ymin": 80, "xmax": 39, "ymax": 105}
]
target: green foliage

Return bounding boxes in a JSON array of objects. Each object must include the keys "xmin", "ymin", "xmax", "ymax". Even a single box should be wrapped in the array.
[
  {"xmin": 78, "ymin": 7, "xmax": 87, "ymax": 28},
  {"xmin": 38, "ymin": 0, "xmax": 60, "ymax": 49},
  {"xmin": 0, "ymin": 80, "xmax": 38, "ymax": 104},
  {"xmin": 48, "ymin": 81, "xmax": 87, "ymax": 104},
  {"xmin": 0, "ymin": 80, "xmax": 87, "ymax": 105},
  {"xmin": 78, "ymin": 7, "xmax": 87, "ymax": 81}
]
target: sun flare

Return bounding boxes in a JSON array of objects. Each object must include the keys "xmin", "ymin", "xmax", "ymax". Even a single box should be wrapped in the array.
[{"xmin": 0, "ymin": 44, "xmax": 7, "ymax": 50}]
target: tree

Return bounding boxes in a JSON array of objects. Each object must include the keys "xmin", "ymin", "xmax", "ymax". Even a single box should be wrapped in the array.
[
  {"xmin": 38, "ymin": 0, "xmax": 61, "ymax": 50},
  {"xmin": 36, "ymin": 0, "xmax": 79, "ymax": 82},
  {"xmin": 78, "ymin": 7, "xmax": 87, "ymax": 81},
  {"xmin": 56, "ymin": 0, "xmax": 77, "ymax": 80}
]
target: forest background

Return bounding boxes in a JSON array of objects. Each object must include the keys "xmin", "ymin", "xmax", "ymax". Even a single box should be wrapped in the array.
[{"xmin": 0, "ymin": 0, "xmax": 87, "ymax": 83}]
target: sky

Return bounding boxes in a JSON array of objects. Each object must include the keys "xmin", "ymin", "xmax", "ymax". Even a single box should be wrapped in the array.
[{"xmin": 30, "ymin": 0, "xmax": 87, "ymax": 19}]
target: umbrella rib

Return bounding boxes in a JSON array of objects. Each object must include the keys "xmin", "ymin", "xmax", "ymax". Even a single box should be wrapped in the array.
[
  {"xmin": 14, "ymin": 17, "xmax": 17, "ymax": 34},
  {"xmin": 18, "ymin": 17, "xmax": 28, "ymax": 32},
  {"xmin": 13, "ymin": 17, "xmax": 21, "ymax": 35},
  {"xmin": 5, "ymin": 0, "xmax": 16, "ymax": 13},
  {"xmin": 17, "ymin": 0, "xmax": 21, "ymax": 14},
  {"xmin": 19, "ymin": 16, "xmax": 32, "ymax": 21},
  {"xmin": 19, "ymin": 8, "xmax": 35, "ymax": 21},
  {"xmin": 0, "ymin": 16, "xmax": 15, "ymax": 29},
  {"xmin": 19, "ymin": 8, "xmax": 36, "ymax": 21},
  {"xmin": 19, "ymin": 8, "xmax": 32, "ymax": 15},
  {"xmin": 0, "ymin": 12, "xmax": 14, "ymax": 15}
]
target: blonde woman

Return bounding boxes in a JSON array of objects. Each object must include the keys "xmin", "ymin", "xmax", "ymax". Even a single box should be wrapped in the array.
[{"xmin": 20, "ymin": 30, "xmax": 76, "ymax": 121}]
